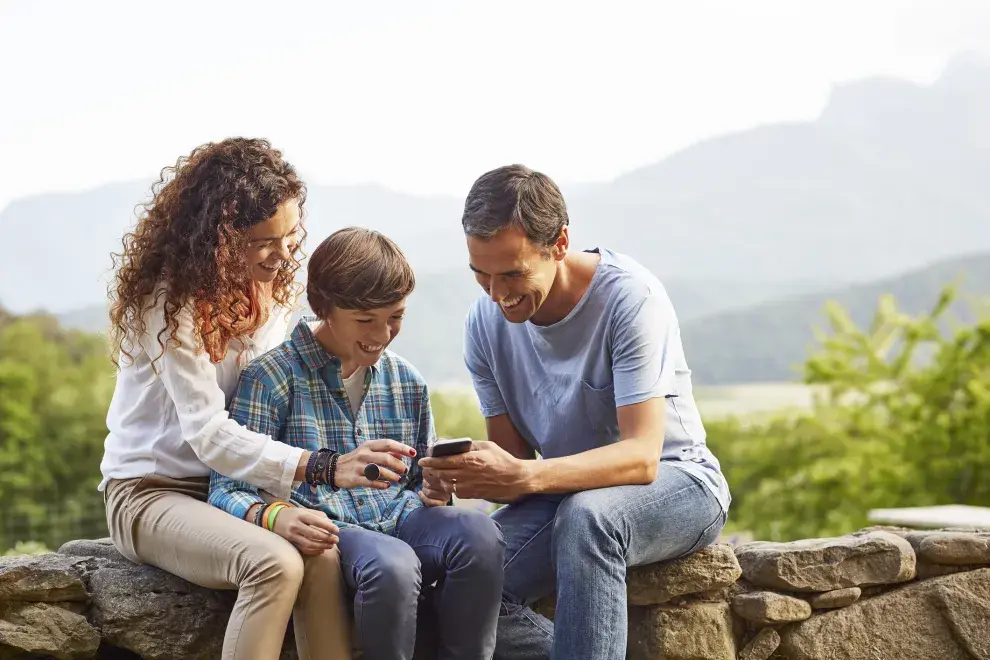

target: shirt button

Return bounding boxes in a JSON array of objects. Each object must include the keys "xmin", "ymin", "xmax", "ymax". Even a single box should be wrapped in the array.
[
  {"xmin": 356, "ymin": 427, "xmax": 362, "ymax": 436},
  {"xmin": 357, "ymin": 498, "xmax": 364, "ymax": 506}
]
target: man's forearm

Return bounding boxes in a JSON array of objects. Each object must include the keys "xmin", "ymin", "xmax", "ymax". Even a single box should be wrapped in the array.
[{"xmin": 522, "ymin": 437, "xmax": 662, "ymax": 495}]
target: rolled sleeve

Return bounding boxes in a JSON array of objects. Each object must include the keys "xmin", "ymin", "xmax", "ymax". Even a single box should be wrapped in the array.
[
  {"xmin": 207, "ymin": 471, "xmax": 265, "ymax": 521},
  {"xmin": 611, "ymin": 292, "xmax": 681, "ymax": 408},
  {"xmin": 463, "ymin": 309, "xmax": 508, "ymax": 418}
]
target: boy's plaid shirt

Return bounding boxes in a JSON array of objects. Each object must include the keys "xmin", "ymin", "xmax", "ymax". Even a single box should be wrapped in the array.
[{"xmin": 208, "ymin": 317, "xmax": 436, "ymax": 535}]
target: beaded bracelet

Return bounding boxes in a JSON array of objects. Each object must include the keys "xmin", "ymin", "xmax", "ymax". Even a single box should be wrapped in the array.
[
  {"xmin": 304, "ymin": 450, "xmax": 322, "ymax": 484},
  {"xmin": 327, "ymin": 451, "xmax": 340, "ymax": 492},
  {"xmin": 305, "ymin": 448, "xmax": 341, "ymax": 491}
]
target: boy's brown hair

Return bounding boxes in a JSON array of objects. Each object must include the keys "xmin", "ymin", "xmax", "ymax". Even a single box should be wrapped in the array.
[{"xmin": 306, "ymin": 227, "xmax": 415, "ymax": 316}]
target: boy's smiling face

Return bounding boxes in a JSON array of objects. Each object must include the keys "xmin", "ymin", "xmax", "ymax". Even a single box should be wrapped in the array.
[{"xmin": 314, "ymin": 299, "xmax": 407, "ymax": 377}]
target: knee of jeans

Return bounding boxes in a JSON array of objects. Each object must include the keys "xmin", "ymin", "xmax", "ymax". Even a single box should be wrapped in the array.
[
  {"xmin": 249, "ymin": 538, "xmax": 305, "ymax": 590},
  {"xmin": 553, "ymin": 491, "xmax": 616, "ymax": 545},
  {"xmin": 450, "ymin": 511, "xmax": 505, "ymax": 573},
  {"xmin": 363, "ymin": 544, "xmax": 421, "ymax": 597}
]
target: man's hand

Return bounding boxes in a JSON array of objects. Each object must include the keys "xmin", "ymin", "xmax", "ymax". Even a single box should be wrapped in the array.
[
  {"xmin": 418, "ymin": 468, "xmax": 451, "ymax": 507},
  {"xmin": 272, "ymin": 507, "xmax": 340, "ymax": 555},
  {"xmin": 417, "ymin": 440, "xmax": 533, "ymax": 503}
]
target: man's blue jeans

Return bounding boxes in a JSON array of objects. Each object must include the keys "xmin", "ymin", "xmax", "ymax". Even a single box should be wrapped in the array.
[
  {"xmin": 336, "ymin": 505, "xmax": 506, "ymax": 660},
  {"xmin": 491, "ymin": 463, "xmax": 726, "ymax": 660}
]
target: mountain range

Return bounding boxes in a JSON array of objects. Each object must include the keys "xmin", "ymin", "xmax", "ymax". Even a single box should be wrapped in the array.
[
  {"xmin": 3, "ymin": 54, "xmax": 989, "ymax": 386},
  {"xmin": 46, "ymin": 249, "xmax": 989, "ymax": 387}
]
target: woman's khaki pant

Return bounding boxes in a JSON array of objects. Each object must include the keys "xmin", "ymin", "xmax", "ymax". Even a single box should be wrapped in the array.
[{"xmin": 105, "ymin": 474, "xmax": 352, "ymax": 660}]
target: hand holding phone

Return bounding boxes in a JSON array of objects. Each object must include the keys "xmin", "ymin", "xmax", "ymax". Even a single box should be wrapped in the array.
[{"xmin": 428, "ymin": 437, "xmax": 474, "ymax": 458}]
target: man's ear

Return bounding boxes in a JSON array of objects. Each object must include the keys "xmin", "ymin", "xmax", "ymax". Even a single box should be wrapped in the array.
[{"xmin": 551, "ymin": 226, "xmax": 569, "ymax": 262}]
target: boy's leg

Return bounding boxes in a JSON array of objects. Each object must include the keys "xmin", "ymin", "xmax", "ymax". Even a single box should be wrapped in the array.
[
  {"xmin": 489, "ymin": 495, "xmax": 565, "ymax": 660},
  {"xmin": 550, "ymin": 464, "xmax": 726, "ymax": 660},
  {"xmin": 336, "ymin": 526, "xmax": 423, "ymax": 660},
  {"xmin": 395, "ymin": 506, "xmax": 505, "ymax": 660}
]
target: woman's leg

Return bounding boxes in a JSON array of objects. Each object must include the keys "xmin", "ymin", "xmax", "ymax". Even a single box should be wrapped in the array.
[
  {"xmin": 105, "ymin": 475, "xmax": 350, "ymax": 660},
  {"xmin": 395, "ymin": 506, "xmax": 505, "ymax": 660},
  {"xmin": 294, "ymin": 547, "xmax": 353, "ymax": 660}
]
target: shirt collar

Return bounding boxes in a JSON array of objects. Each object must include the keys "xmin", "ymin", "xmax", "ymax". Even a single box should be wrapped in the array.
[{"xmin": 291, "ymin": 316, "xmax": 382, "ymax": 376}]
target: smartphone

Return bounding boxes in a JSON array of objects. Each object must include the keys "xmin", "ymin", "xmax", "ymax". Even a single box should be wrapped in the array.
[{"xmin": 428, "ymin": 437, "xmax": 474, "ymax": 457}]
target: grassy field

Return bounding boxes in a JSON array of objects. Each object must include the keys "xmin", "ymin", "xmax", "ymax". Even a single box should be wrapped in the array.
[
  {"xmin": 694, "ymin": 382, "xmax": 819, "ymax": 420},
  {"xmin": 434, "ymin": 381, "xmax": 819, "ymax": 422}
]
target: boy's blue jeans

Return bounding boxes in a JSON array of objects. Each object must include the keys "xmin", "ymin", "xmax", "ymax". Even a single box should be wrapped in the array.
[{"xmin": 336, "ymin": 505, "xmax": 505, "ymax": 660}]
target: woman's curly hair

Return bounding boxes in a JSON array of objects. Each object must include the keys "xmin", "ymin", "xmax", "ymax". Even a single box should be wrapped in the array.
[{"xmin": 108, "ymin": 137, "xmax": 307, "ymax": 367}]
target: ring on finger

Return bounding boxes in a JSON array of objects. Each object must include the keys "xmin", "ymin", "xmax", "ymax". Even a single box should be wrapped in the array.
[{"xmin": 364, "ymin": 463, "xmax": 381, "ymax": 481}]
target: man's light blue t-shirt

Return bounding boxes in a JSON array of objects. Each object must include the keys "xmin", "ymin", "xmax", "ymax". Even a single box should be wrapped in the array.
[{"xmin": 463, "ymin": 247, "xmax": 731, "ymax": 512}]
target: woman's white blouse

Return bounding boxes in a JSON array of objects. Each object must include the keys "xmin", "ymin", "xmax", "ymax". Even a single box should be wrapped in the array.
[{"xmin": 99, "ymin": 298, "xmax": 304, "ymax": 500}]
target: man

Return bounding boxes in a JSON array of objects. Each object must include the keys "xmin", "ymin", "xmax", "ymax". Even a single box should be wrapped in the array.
[
  {"xmin": 417, "ymin": 166, "xmax": 730, "ymax": 660},
  {"xmin": 209, "ymin": 227, "xmax": 505, "ymax": 660}
]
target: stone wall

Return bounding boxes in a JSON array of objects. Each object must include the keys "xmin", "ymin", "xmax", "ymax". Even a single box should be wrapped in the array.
[{"xmin": 1, "ymin": 526, "xmax": 988, "ymax": 659}]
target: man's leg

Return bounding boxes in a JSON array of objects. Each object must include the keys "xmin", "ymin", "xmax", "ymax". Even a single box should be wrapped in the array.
[
  {"xmin": 336, "ymin": 526, "xmax": 422, "ymax": 660},
  {"xmin": 490, "ymin": 495, "xmax": 565, "ymax": 660},
  {"xmin": 396, "ymin": 505, "xmax": 505, "ymax": 660},
  {"xmin": 550, "ymin": 464, "xmax": 726, "ymax": 660}
]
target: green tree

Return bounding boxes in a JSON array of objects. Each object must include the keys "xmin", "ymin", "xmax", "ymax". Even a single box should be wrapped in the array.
[
  {"xmin": 707, "ymin": 286, "xmax": 990, "ymax": 541},
  {"xmin": 430, "ymin": 389, "xmax": 487, "ymax": 442},
  {"xmin": 0, "ymin": 312, "xmax": 114, "ymax": 549}
]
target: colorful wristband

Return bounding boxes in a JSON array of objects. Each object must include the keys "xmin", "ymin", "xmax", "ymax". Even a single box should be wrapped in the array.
[{"xmin": 264, "ymin": 502, "xmax": 290, "ymax": 531}]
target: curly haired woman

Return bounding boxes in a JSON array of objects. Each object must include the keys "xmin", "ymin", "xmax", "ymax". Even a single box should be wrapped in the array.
[{"xmin": 99, "ymin": 138, "xmax": 354, "ymax": 659}]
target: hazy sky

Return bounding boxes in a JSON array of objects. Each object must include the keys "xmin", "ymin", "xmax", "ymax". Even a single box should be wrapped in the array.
[{"xmin": 2, "ymin": 0, "xmax": 989, "ymax": 211}]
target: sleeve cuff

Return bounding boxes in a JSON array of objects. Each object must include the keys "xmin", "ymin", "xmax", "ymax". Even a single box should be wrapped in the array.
[
  {"xmin": 228, "ymin": 494, "xmax": 265, "ymax": 522},
  {"xmin": 266, "ymin": 442, "xmax": 306, "ymax": 501},
  {"xmin": 479, "ymin": 402, "xmax": 508, "ymax": 418}
]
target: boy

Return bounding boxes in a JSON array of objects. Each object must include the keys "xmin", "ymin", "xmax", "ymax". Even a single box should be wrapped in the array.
[{"xmin": 209, "ymin": 227, "xmax": 505, "ymax": 660}]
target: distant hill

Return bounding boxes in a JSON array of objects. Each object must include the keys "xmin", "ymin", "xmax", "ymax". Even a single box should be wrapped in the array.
[
  {"xmin": 50, "ymin": 251, "xmax": 989, "ymax": 388},
  {"xmin": 50, "ymin": 267, "xmax": 815, "ymax": 387},
  {"xmin": 4, "ymin": 55, "xmax": 990, "ymax": 315},
  {"xmin": 681, "ymin": 250, "xmax": 990, "ymax": 384}
]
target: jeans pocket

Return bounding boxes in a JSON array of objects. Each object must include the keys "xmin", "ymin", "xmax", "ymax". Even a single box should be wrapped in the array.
[{"xmin": 686, "ymin": 508, "xmax": 727, "ymax": 555}]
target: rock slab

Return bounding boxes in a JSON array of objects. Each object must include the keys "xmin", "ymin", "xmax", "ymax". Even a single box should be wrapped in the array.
[
  {"xmin": 627, "ymin": 544, "xmax": 742, "ymax": 606},
  {"xmin": 807, "ymin": 586, "xmax": 861, "ymax": 609},
  {"xmin": 734, "ymin": 531, "xmax": 915, "ymax": 592},
  {"xmin": 628, "ymin": 602, "xmax": 735, "ymax": 660},
  {"xmin": 778, "ymin": 568, "xmax": 990, "ymax": 660},
  {"xmin": 738, "ymin": 627, "xmax": 780, "ymax": 660},
  {"xmin": 731, "ymin": 591, "xmax": 812, "ymax": 626},
  {"xmin": 0, "ymin": 553, "xmax": 88, "ymax": 603},
  {"xmin": 909, "ymin": 532, "xmax": 990, "ymax": 566},
  {"xmin": 0, "ymin": 601, "xmax": 100, "ymax": 660}
]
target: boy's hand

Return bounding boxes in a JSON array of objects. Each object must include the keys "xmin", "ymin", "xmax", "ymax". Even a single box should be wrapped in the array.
[
  {"xmin": 273, "ymin": 507, "xmax": 340, "ymax": 555},
  {"xmin": 335, "ymin": 439, "xmax": 415, "ymax": 489},
  {"xmin": 418, "ymin": 469, "xmax": 451, "ymax": 507}
]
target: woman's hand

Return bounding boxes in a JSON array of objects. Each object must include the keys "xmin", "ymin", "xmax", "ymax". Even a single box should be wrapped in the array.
[
  {"xmin": 334, "ymin": 439, "xmax": 415, "ymax": 489},
  {"xmin": 272, "ymin": 507, "xmax": 340, "ymax": 555}
]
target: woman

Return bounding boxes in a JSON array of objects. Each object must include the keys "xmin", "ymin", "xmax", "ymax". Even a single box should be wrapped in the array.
[{"xmin": 100, "ymin": 137, "xmax": 352, "ymax": 660}]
